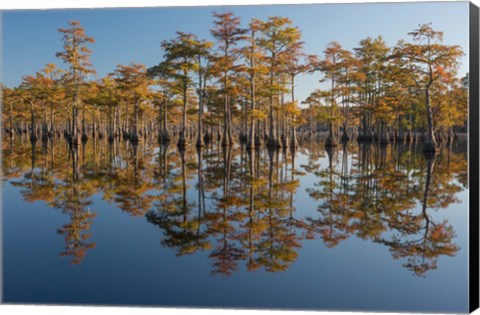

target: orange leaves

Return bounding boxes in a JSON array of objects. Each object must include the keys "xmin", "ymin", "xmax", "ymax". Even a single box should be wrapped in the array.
[
  {"xmin": 211, "ymin": 10, "xmax": 247, "ymax": 48},
  {"xmin": 114, "ymin": 63, "xmax": 152, "ymax": 101},
  {"xmin": 56, "ymin": 20, "xmax": 96, "ymax": 89},
  {"xmin": 429, "ymin": 222, "xmax": 455, "ymax": 243}
]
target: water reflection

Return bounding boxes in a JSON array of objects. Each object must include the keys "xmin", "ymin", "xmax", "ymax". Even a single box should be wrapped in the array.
[{"xmin": 2, "ymin": 134, "xmax": 467, "ymax": 276}]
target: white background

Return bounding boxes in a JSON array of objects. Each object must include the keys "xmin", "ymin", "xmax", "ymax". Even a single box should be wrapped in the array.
[{"xmin": 0, "ymin": 0, "xmax": 479, "ymax": 315}]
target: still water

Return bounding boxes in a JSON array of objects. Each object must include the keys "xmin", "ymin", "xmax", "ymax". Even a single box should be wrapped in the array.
[{"xmin": 2, "ymin": 135, "xmax": 469, "ymax": 312}]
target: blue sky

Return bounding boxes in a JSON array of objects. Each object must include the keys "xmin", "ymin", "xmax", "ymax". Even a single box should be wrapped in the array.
[{"xmin": 1, "ymin": 1, "xmax": 470, "ymax": 102}]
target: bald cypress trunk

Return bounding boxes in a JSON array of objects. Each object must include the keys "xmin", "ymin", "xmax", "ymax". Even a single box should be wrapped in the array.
[{"xmin": 423, "ymin": 84, "xmax": 437, "ymax": 153}]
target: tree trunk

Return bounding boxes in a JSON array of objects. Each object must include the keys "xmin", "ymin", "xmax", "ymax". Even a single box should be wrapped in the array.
[
  {"xmin": 267, "ymin": 67, "xmax": 279, "ymax": 148},
  {"xmin": 423, "ymin": 85, "xmax": 437, "ymax": 154},
  {"xmin": 131, "ymin": 100, "xmax": 139, "ymax": 143},
  {"xmin": 290, "ymin": 75, "xmax": 299, "ymax": 149},
  {"xmin": 30, "ymin": 101, "xmax": 37, "ymax": 142},
  {"xmin": 197, "ymin": 63, "xmax": 205, "ymax": 147},
  {"xmin": 178, "ymin": 76, "xmax": 188, "ymax": 147}
]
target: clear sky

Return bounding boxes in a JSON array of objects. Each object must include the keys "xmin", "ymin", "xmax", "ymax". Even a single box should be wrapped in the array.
[{"xmin": 1, "ymin": 1, "xmax": 470, "ymax": 103}]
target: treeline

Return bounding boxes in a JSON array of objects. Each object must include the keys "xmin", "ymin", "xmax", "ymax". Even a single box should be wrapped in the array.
[{"xmin": 2, "ymin": 13, "xmax": 467, "ymax": 154}]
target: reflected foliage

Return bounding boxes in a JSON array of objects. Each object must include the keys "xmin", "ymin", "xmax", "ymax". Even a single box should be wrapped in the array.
[{"xmin": 3, "ymin": 134, "xmax": 467, "ymax": 275}]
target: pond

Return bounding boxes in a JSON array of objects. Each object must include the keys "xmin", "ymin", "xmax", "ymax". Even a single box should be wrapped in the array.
[{"xmin": 2, "ymin": 134, "xmax": 469, "ymax": 312}]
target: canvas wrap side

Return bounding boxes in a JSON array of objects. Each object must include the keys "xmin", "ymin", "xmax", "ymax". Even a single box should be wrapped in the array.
[{"xmin": 469, "ymin": 1, "xmax": 479, "ymax": 313}]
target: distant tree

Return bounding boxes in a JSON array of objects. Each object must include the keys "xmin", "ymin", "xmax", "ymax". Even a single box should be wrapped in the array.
[
  {"xmin": 148, "ymin": 61, "xmax": 180, "ymax": 143},
  {"xmin": 353, "ymin": 36, "xmax": 390, "ymax": 141},
  {"xmin": 18, "ymin": 74, "xmax": 52, "ymax": 142},
  {"xmin": 114, "ymin": 63, "xmax": 152, "ymax": 143},
  {"xmin": 316, "ymin": 42, "xmax": 355, "ymax": 147}
]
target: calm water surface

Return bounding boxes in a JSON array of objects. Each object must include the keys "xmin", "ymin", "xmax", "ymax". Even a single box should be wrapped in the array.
[{"xmin": 2, "ymin": 135, "xmax": 469, "ymax": 312}]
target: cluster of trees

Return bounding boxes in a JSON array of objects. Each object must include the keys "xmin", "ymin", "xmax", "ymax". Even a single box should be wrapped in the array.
[
  {"xmin": 2, "ymin": 14, "xmax": 467, "ymax": 156},
  {"xmin": 303, "ymin": 27, "xmax": 467, "ymax": 154},
  {"xmin": 3, "ymin": 132, "xmax": 467, "ymax": 275}
]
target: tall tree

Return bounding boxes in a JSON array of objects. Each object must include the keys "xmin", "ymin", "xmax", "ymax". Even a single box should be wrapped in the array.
[
  {"xmin": 353, "ymin": 36, "xmax": 389, "ymax": 141},
  {"xmin": 193, "ymin": 39, "xmax": 214, "ymax": 147},
  {"xmin": 210, "ymin": 11, "xmax": 247, "ymax": 146},
  {"xmin": 161, "ymin": 32, "xmax": 200, "ymax": 147},
  {"xmin": 284, "ymin": 54, "xmax": 315, "ymax": 148},
  {"xmin": 148, "ymin": 61, "xmax": 180, "ymax": 143},
  {"xmin": 315, "ymin": 42, "xmax": 349, "ymax": 147},
  {"xmin": 241, "ymin": 19, "xmax": 267, "ymax": 149},
  {"xmin": 393, "ymin": 24, "xmax": 463, "ymax": 154},
  {"xmin": 257, "ymin": 16, "xmax": 302, "ymax": 148},
  {"xmin": 39, "ymin": 63, "xmax": 64, "ymax": 139},
  {"xmin": 56, "ymin": 20, "xmax": 95, "ymax": 147}
]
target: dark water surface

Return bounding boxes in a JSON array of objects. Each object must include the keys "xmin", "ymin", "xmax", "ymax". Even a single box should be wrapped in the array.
[{"xmin": 2, "ymin": 135, "xmax": 469, "ymax": 312}]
